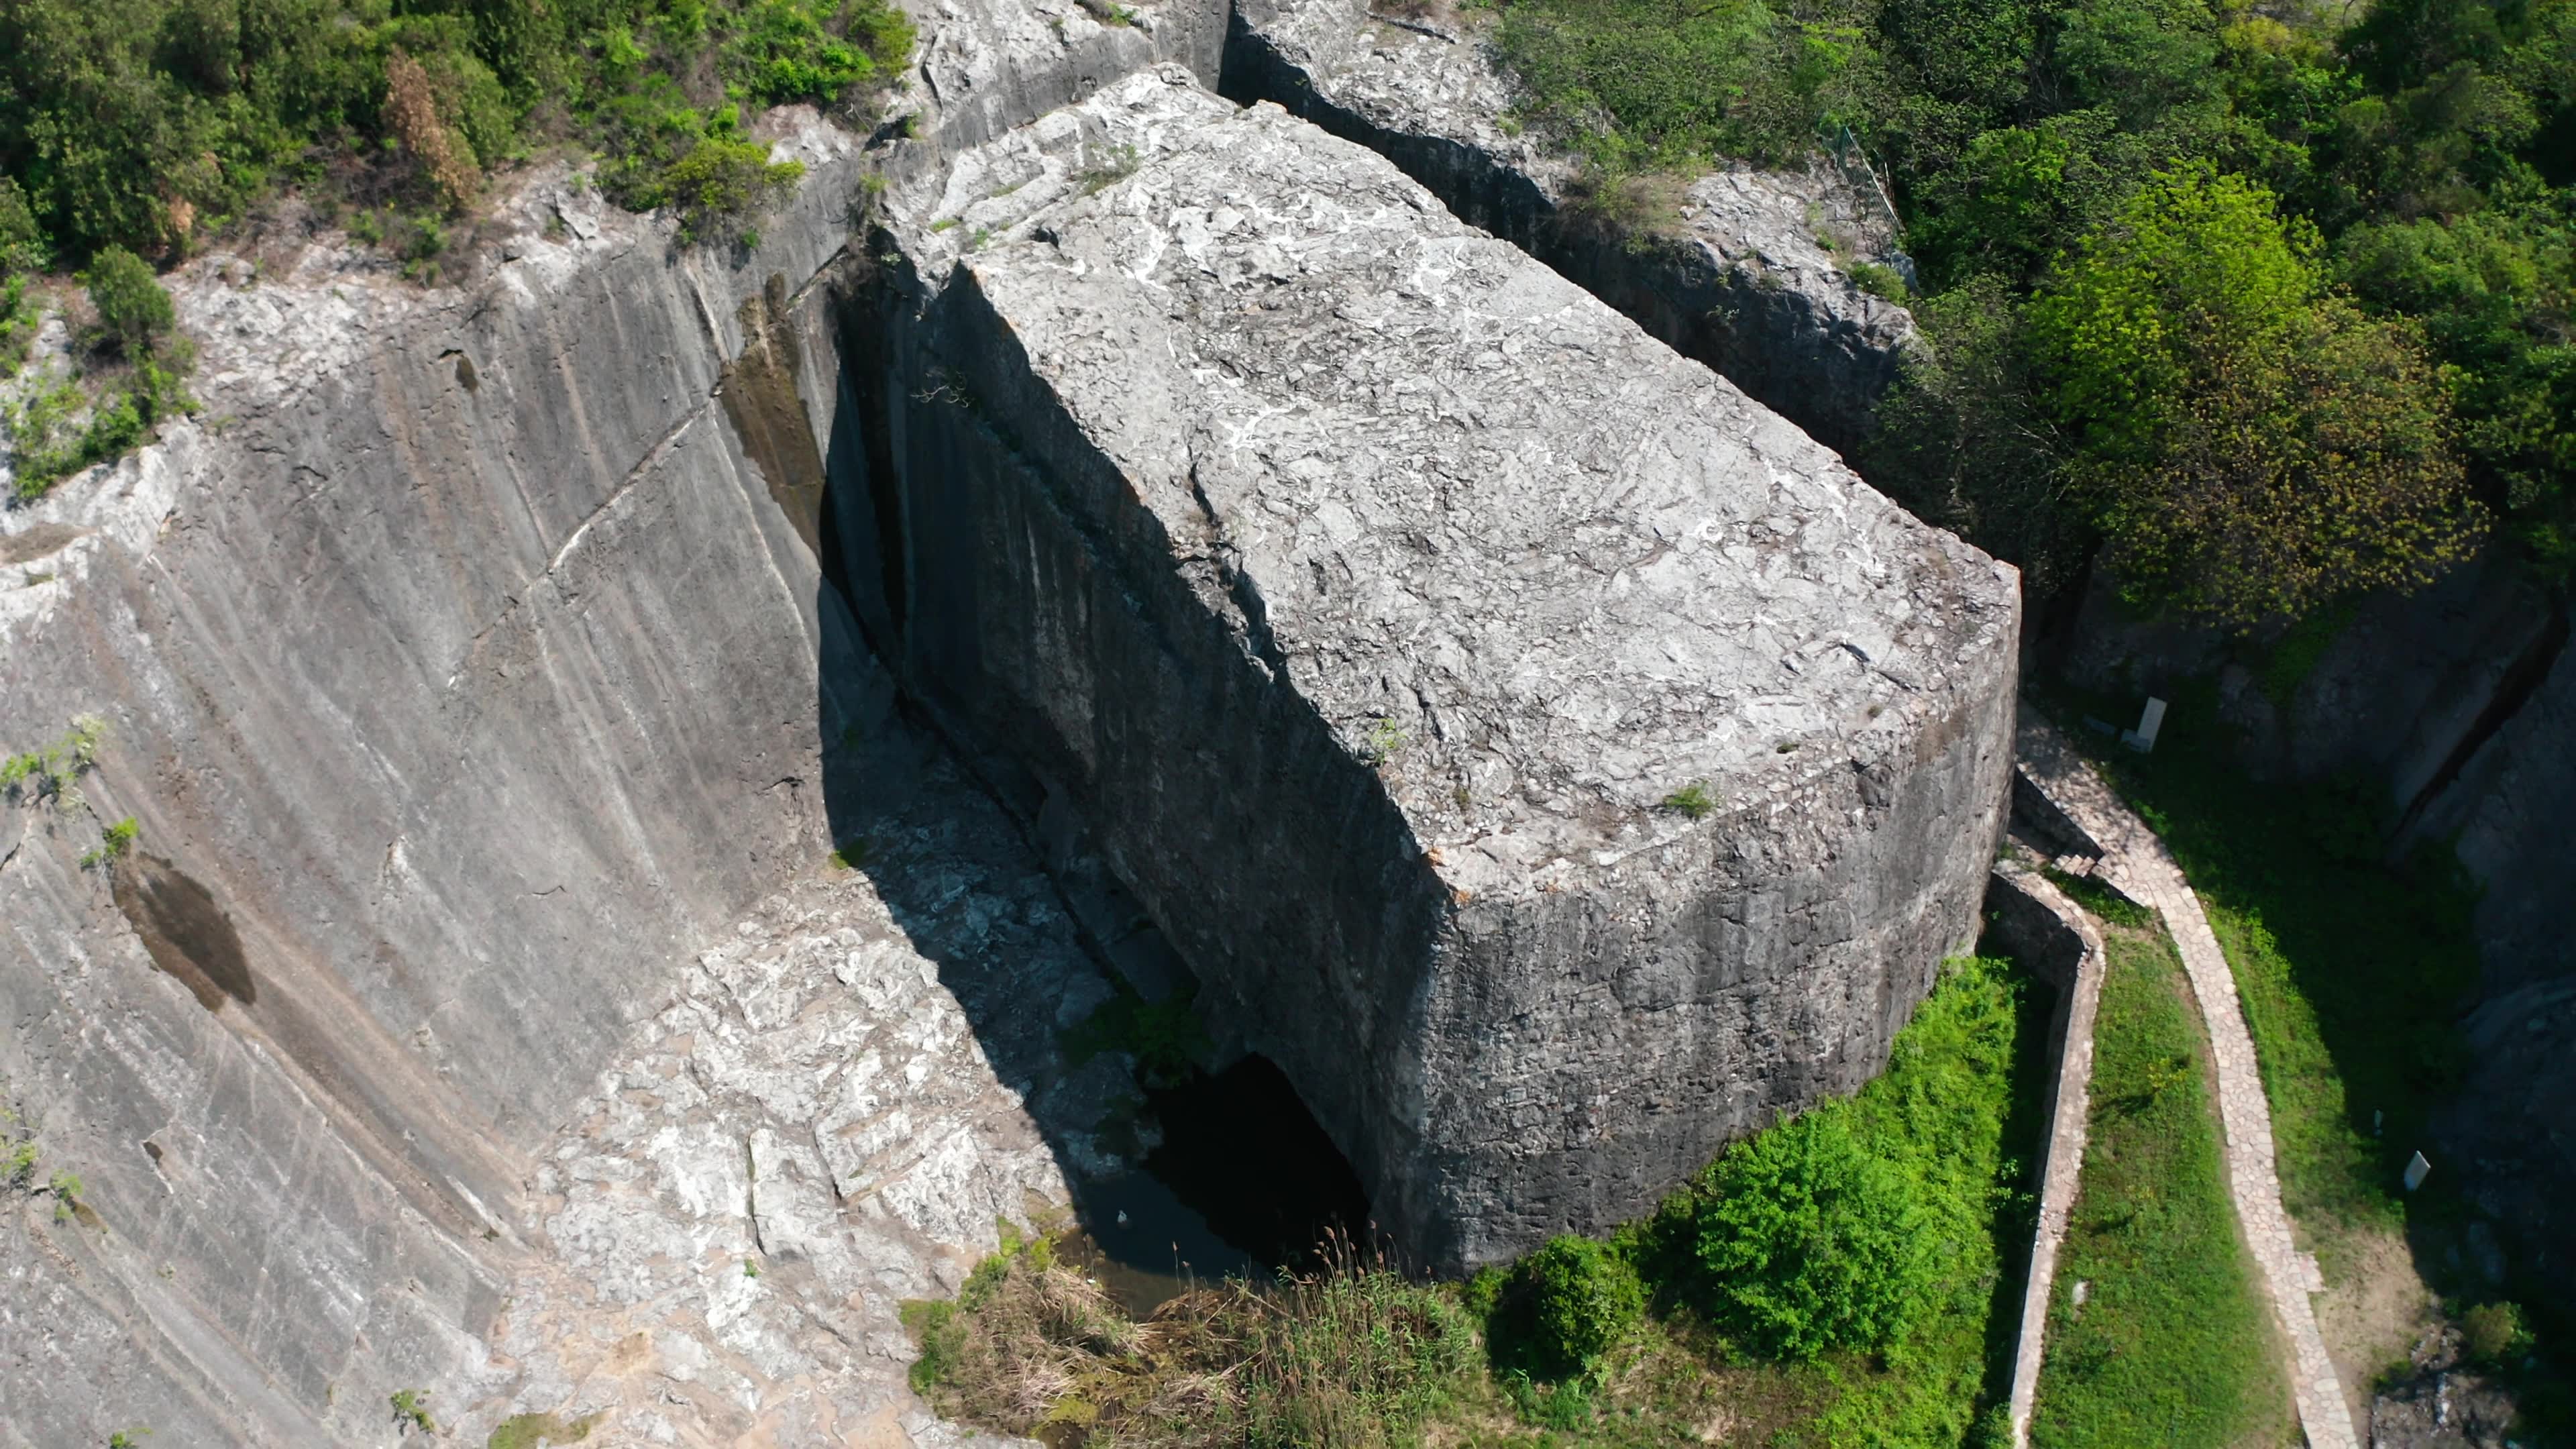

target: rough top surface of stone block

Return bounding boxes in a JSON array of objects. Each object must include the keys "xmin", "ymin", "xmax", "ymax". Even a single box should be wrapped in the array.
[{"xmin": 951, "ymin": 75, "xmax": 2017, "ymax": 898}]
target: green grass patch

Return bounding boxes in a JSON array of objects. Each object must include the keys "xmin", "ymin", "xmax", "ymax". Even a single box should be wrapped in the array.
[
  {"xmin": 487, "ymin": 1411, "xmax": 599, "ymax": 1449},
  {"xmin": 916, "ymin": 955, "xmax": 2050, "ymax": 1447},
  {"xmin": 2037, "ymin": 864, "xmax": 2153, "ymax": 930},
  {"xmin": 2049, "ymin": 686, "xmax": 2479, "ymax": 1256},
  {"xmin": 1060, "ymin": 983, "xmax": 1211, "ymax": 1088},
  {"xmin": 2030, "ymin": 927, "xmax": 2291, "ymax": 1448}
]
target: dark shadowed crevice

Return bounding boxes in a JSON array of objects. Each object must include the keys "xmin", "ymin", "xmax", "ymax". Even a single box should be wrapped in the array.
[
  {"xmin": 1142, "ymin": 1055, "xmax": 1373, "ymax": 1269},
  {"xmin": 721, "ymin": 272, "xmax": 830, "ymax": 555},
  {"xmin": 2394, "ymin": 596, "xmax": 2569, "ymax": 844}
]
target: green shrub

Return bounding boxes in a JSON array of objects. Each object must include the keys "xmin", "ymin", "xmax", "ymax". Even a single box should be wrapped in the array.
[
  {"xmin": 724, "ymin": 0, "xmax": 914, "ymax": 107},
  {"xmin": 1848, "ymin": 259, "xmax": 1910, "ymax": 301},
  {"xmin": 1690, "ymin": 1105, "xmax": 1939, "ymax": 1359},
  {"xmin": 1660, "ymin": 783, "xmax": 1716, "ymax": 819},
  {"xmin": 81, "ymin": 246, "xmax": 175, "ymax": 360},
  {"xmin": 389, "ymin": 1388, "xmax": 434, "ymax": 1434},
  {"xmin": 2461, "ymin": 1301, "xmax": 2529, "ymax": 1364},
  {"xmin": 1489, "ymin": 1235, "xmax": 1646, "ymax": 1381},
  {"xmin": 1061, "ymin": 984, "xmax": 1208, "ymax": 1087},
  {"xmin": 80, "ymin": 816, "xmax": 139, "ymax": 870},
  {"xmin": 0, "ymin": 177, "xmax": 44, "ymax": 276},
  {"xmin": 603, "ymin": 131, "xmax": 804, "ymax": 244}
]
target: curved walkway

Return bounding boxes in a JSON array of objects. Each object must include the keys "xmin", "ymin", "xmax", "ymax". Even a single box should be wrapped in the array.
[{"xmin": 2016, "ymin": 714, "xmax": 2357, "ymax": 1449}]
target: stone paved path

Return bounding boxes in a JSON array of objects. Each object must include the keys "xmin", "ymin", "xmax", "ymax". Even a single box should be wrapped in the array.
[{"xmin": 2017, "ymin": 715, "xmax": 2359, "ymax": 1449}]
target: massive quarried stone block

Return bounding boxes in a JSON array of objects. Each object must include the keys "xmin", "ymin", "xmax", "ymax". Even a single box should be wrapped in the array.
[{"xmin": 858, "ymin": 73, "xmax": 2022, "ymax": 1268}]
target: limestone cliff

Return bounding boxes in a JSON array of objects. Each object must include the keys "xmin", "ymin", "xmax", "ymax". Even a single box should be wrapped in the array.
[{"xmin": 0, "ymin": 4, "xmax": 1218, "ymax": 1442}]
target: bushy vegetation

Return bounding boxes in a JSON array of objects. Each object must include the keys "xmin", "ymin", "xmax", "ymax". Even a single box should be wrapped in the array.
[
  {"xmin": 912, "ymin": 955, "xmax": 2045, "ymax": 1447},
  {"xmin": 2029, "ymin": 928, "xmax": 2290, "ymax": 1447},
  {"xmin": 1483, "ymin": 1234, "xmax": 1647, "ymax": 1382},
  {"xmin": 905, "ymin": 1224, "xmax": 1477, "ymax": 1448},
  {"xmin": 0, "ymin": 0, "xmax": 911, "ymax": 496},
  {"xmin": 1489, "ymin": 0, "xmax": 2573, "ymax": 621},
  {"xmin": 0, "ymin": 0, "xmax": 914, "ymax": 267},
  {"xmin": 1686, "ymin": 1108, "xmax": 1939, "ymax": 1360},
  {"xmin": 5, "ymin": 246, "xmax": 198, "ymax": 500}
]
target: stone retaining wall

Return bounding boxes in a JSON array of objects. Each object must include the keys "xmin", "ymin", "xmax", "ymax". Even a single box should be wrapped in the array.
[{"xmin": 1982, "ymin": 863, "xmax": 2106, "ymax": 1448}]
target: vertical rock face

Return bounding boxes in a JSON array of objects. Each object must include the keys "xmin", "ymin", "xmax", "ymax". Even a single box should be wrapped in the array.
[
  {"xmin": 1222, "ymin": 0, "xmax": 1919, "ymax": 458},
  {"xmin": 0, "ymin": 5, "xmax": 1228, "ymax": 1441},
  {"xmin": 856, "ymin": 75, "xmax": 2020, "ymax": 1268}
]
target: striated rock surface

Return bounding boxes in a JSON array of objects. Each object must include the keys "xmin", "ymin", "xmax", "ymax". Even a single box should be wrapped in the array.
[
  {"xmin": 0, "ymin": 3, "xmax": 1224, "ymax": 1443},
  {"xmin": 4, "ymin": 11, "xmax": 2015, "ymax": 1438},
  {"xmin": 855, "ymin": 73, "xmax": 2019, "ymax": 1268},
  {"xmin": 1223, "ymin": 0, "xmax": 1918, "ymax": 456}
]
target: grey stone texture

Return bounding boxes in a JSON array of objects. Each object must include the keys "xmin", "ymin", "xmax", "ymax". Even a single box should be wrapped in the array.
[
  {"xmin": 0, "ymin": 3, "xmax": 1224, "ymax": 1442},
  {"xmin": 1, "ymin": 11, "xmax": 2018, "ymax": 1439},
  {"xmin": 853, "ymin": 73, "xmax": 2019, "ymax": 1269},
  {"xmin": 1223, "ymin": 0, "xmax": 1919, "ymax": 456}
]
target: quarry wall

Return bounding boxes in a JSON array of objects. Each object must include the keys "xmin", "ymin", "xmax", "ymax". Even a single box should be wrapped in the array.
[
  {"xmin": 2, "ymin": 4, "xmax": 2025, "ymax": 1438},
  {"xmin": 0, "ymin": 5, "xmax": 1220, "ymax": 1442}
]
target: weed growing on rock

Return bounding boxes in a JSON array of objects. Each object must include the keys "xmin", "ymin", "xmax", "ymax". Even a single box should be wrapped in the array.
[
  {"xmin": 1074, "ymin": 144, "xmax": 1142, "ymax": 198},
  {"xmin": 1659, "ymin": 783, "xmax": 1716, "ymax": 819},
  {"xmin": 1360, "ymin": 719, "xmax": 1409, "ymax": 764},
  {"xmin": 487, "ymin": 1411, "xmax": 599, "ymax": 1449},
  {"xmin": 47, "ymin": 1169, "xmax": 83, "ymax": 1223},
  {"xmin": 1061, "ymin": 985, "xmax": 1208, "ymax": 1088},
  {"xmin": 79, "ymin": 816, "xmax": 138, "ymax": 871},
  {"xmin": 1, "ymin": 716, "xmax": 105, "ymax": 810},
  {"xmin": 389, "ymin": 1388, "xmax": 435, "ymax": 1436}
]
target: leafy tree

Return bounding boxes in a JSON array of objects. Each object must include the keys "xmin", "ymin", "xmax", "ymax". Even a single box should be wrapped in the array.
[
  {"xmin": 2340, "ymin": 201, "xmax": 2576, "ymax": 574},
  {"xmin": 1690, "ymin": 1106, "xmax": 1937, "ymax": 1359},
  {"xmin": 1864, "ymin": 276, "xmax": 2090, "ymax": 597},
  {"xmin": 0, "ymin": 178, "xmax": 45, "ymax": 276},
  {"xmin": 2028, "ymin": 164, "xmax": 2482, "ymax": 619}
]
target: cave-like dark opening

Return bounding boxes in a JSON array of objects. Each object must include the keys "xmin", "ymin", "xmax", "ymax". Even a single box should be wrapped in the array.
[
  {"xmin": 1065, "ymin": 1053, "xmax": 1373, "ymax": 1313},
  {"xmin": 1144, "ymin": 1054, "xmax": 1371, "ymax": 1274}
]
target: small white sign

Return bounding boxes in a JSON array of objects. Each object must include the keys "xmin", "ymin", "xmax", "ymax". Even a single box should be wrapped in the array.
[
  {"xmin": 2121, "ymin": 697, "xmax": 2169, "ymax": 754},
  {"xmin": 2404, "ymin": 1150, "xmax": 2432, "ymax": 1191}
]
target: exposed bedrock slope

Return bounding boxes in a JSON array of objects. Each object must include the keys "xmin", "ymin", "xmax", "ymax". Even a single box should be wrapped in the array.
[
  {"xmin": 1222, "ymin": 0, "xmax": 1919, "ymax": 458},
  {"xmin": 0, "ymin": 4, "xmax": 1222, "ymax": 1443},
  {"xmin": 849, "ymin": 74, "xmax": 2021, "ymax": 1270}
]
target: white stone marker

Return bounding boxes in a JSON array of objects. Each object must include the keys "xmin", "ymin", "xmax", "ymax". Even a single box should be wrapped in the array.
[{"xmin": 2121, "ymin": 696, "xmax": 2169, "ymax": 753}]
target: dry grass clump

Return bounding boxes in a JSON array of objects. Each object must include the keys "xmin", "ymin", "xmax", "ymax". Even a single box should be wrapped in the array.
[{"xmin": 905, "ymin": 1230, "xmax": 1477, "ymax": 1448}]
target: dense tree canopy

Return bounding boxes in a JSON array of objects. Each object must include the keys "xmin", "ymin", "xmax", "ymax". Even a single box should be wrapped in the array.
[
  {"xmin": 0, "ymin": 0, "xmax": 912, "ymax": 264},
  {"xmin": 1495, "ymin": 0, "xmax": 2574, "ymax": 623}
]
